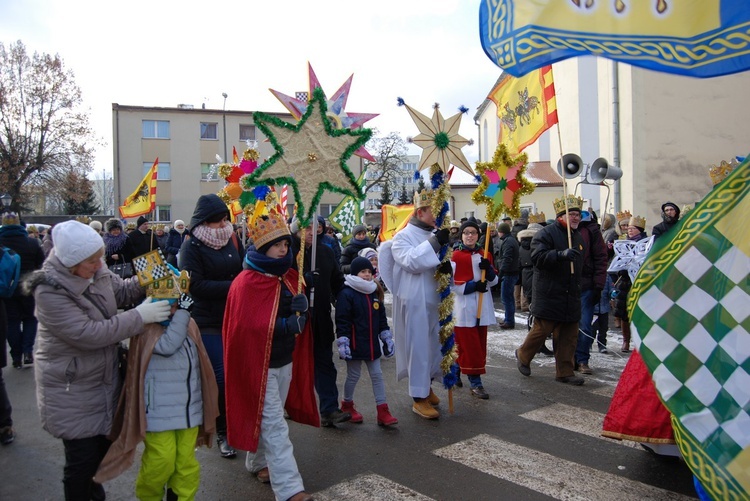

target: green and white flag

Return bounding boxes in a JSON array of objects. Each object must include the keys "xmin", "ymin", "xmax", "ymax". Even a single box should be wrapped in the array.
[
  {"xmin": 630, "ymin": 158, "xmax": 749, "ymax": 500},
  {"xmin": 329, "ymin": 169, "xmax": 366, "ymax": 245}
]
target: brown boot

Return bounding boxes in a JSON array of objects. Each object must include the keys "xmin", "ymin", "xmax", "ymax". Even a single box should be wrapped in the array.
[
  {"xmin": 621, "ymin": 322, "xmax": 631, "ymax": 352},
  {"xmin": 412, "ymin": 399, "xmax": 439, "ymax": 419},
  {"xmin": 427, "ymin": 388, "xmax": 440, "ymax": 406}
]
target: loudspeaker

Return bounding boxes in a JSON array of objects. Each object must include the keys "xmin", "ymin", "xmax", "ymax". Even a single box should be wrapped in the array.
[
  {"xmin": 556, "ymin": 153, "xmax": 584, "ymax": 179},
  {"xmin": 588, "ymin": 157, "xmax": 623, "ymax": 183}
]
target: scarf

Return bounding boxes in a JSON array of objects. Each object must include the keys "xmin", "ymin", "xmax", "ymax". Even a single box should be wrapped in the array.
[
  {"xmin": 629, "ymin": 231, "xmax": 648, "ymax": 242},
  {"xmin": 190, "ymin": 221, "xmax": 234, "ymax": 250},
  {"xmin": 244, "ymin": 247, "xmax": 293, "ymax": 277},
  {"xmin": 103, "ymin": 232, "xmax": 128, "ymax": 257},
  {"xmin": 344, "ymin": 275, "xmax": 377, "ymax": 294}
]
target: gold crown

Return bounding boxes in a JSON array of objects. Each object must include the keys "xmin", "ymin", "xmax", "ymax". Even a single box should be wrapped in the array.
[
  {"xmin": 681, "ymin": 204, "xmax": 693, "ymax": 216},
  {"xmin": 125, "ymin": 222, "xmax": 136, "ymax": 230},
  {"xmin": 709, "ymin": 159, "xmax": 738, "ymax": 185},
  {"xmin": 629, "ymin": 215, "xmax": 646, "ymax": 229},
  {"xmin": 528, "ymin": 211, "xmax": 546, "ymax": 224},
  {"xmin": 552, "ymin": 195, "xmax": 583, "ymax": 216},
  {"xmin": 154, "ymin": 223, "xmax": 165, "ymax": 230},
  {"xmin": 250, "ymin": 208, "xmax": 290, "ymax": 250},
  {"xmin": 616, "ymin": 210, "xmax": 632, "ymax": 223},
  {"xmin": 1, "ymin": 212, "xmax": 19, "ymax": 226},
  {"xmin": 146, "ymin": 268, "xmax": 191, "ymax": 299},
  {"xmin": 414, "ymin": 189, "xmax": 433, "ymax": 209},
  {"xmin": 75, "ymin": 215, "xmax": 91, "ymax": 224}
]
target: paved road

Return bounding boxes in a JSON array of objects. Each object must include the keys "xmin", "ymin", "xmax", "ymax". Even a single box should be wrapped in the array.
[{"xmin": 0, "ymin": 295, "xmax": 697, "ymax": 500}]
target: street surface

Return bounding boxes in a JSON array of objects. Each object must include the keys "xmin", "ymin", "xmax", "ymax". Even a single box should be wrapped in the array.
[{"xmin": 0, "ymin": 293, "xmax": 697, "ymax": 500}]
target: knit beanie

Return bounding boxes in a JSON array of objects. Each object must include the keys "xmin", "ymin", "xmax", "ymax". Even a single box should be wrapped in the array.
[
  {"xmin": 498, "ymin": 222, "xmax": 511, "ymax": 234},
  {"xmin": 350, "ymin": 256, "xmax": 375, "ymax": 276},
  {"xmin": 53, "ymin": 220, "xmax": 105, "ymax": 267},
  {"xmin": 89, "ymin": 220, "xmax": 103, "ymax": 232},
  {"xmin": 173, "ymin": 220, "xmax": 186, "ymax": 234},
  {"xmin": 136, "ymin": 216, "xmax": 149, "ymax": 227},
  {"xmin": 459, "ymin": 220, "xmax": 480, "ymax": 235},
  {"xmin": 351, "ymin": 224, "xmax": 367, "ymax": 237}
]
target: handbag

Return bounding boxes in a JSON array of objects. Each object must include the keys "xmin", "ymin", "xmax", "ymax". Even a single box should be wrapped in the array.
[{"xmin": 109, "ymin": 262, "xmax": 133, "ymax": 278}]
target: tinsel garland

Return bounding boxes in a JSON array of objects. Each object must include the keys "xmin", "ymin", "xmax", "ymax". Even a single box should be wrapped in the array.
[
  {"xmin": 472, "ymin": 144, "xmax": 533, "ymax": 220},
  {"xmin": 242, "ymin": 86, "xmax": 371, "ymax": 228},
  {"xmin": 430, "ymin": 163, "xmax": 459, "ymax": 389}
]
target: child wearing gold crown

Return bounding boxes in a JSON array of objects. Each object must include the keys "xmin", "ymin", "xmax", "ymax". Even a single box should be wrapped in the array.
[
  {"xmin": 95, "ymin": 272, "xmax": 219, "ymax": 500},
  {"xmin": 223, "ymin": 210, "xmax": 318, "ymax": 501}
]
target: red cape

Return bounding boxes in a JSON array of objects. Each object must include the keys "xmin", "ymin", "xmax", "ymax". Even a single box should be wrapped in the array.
[
  {"xmin": 223, "ymin": 268, "xmax": 319, "ymax": 453},
  {"xmin": 452, "ymin": 247, "xmax": 492, "ymax": 285},
  {"xmin": 602, "ymin": 350, "xmax": 674, "ymax": 443}
]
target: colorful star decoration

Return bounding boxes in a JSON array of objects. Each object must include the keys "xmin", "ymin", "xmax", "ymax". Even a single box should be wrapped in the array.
[
  {"xmin": 242, "ymin": 86, "xmax": 372, "ymax": 227},
  {"xmin": 270, "ymin": 63, "xmax": 379, "ymax": 162},
  {"xmin": 472, "ymin": 144, "xmax": 534, "ymax": 221},
  {"xmin": 398, "ymin": 99, "xmax": 474, "ymax": 177}
]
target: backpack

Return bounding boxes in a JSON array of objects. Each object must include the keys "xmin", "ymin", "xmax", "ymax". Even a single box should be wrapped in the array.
[{"xmin": 0, "ymin": 246, "xmax": 21, "ymax": 298}]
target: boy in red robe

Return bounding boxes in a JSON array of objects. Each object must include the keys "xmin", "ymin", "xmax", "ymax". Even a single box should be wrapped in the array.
[{"xmin": 223, "ymin": 210, "xmax": 319, "ymax": 501}]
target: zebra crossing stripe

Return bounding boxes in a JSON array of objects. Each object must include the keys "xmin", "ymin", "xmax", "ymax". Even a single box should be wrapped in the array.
[
  {"xmin": 520, "ymin": 403, "xmax": 639, "ymax": 449},
  {"xmin": 434, "ymin": 434, "xmax": 693, "ymax": 500},
  {"xmin": 314, "ymin": 473, "xmax": 434, "ymax": 501}
]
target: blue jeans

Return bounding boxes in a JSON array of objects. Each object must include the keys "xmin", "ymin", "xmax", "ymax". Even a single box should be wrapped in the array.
[
  {"xmin": 201, "ymin": 331, "xmax": 227, "ymax": 435},
  {"xmin": 467, "ymin": 374, "xmax": 483, "ymax": 388},
  {"xmin": 501, "ymin": 274, "xmax": 518, "ymax": 325},
  {"xmin": 312, "ymin": 309, "xmax": 340, "ymax": 415},
  {"xmin": 6, "ymin": 296, "xmax": 37, "ymax": 363},
  {"xmin": 575, "ymin": 289, "xmax": 596, "ymax": 365}
]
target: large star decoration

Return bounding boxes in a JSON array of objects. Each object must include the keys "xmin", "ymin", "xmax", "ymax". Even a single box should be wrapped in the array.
[
  {"xmin": 472, "ymin": 144, "xmax": 534, "ymax": 221},
  {"xmin": 270, "ymin": 63, "xmax": 378, "ymax": 162},
  {"xmin": 399, "ymin": 99, "xmax": 474, "ymax": 177},
  {"xmin": 242, "ymin": 86, "xmax": 372, "ymax": 227},
  {"xmin": 608, "ymin": 236, "xmax": 655, "ymax": 283}
]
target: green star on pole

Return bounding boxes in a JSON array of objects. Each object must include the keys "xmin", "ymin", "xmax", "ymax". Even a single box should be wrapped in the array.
[{"xmin": 242, "ymin": 86, "xmax": 372, "ymax": 227}]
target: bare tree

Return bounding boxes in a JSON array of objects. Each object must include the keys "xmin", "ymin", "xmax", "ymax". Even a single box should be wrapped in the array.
[
  {"xmin": 363, "ymin": 131, "xmax": 409, "ymax": 193},
  {"xmin": 0, "ymin": 40, "xmax": 98, "ymax": 213}
]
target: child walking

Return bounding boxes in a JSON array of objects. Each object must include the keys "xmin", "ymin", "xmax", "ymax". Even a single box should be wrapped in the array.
[
  {"xmin": 592, "ymin": 273, "xmax": 614, "ymax": 353},
  {"xmin": 223, "ymin": 210, "xmax": 319, "ymax": 501},
  {"xmin": 335, "ymin": 257, "xmax": 398, "ymax": 426},
  {"xmin": 95, "ymin": 292, "xmax": 219, "ymax": 501}
]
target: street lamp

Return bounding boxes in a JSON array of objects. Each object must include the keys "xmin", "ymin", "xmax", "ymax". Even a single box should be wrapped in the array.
[
  {"xmin": 0, "ymin": 193, "xmax": 11, "ymax": 212},
  {"xmin": 222, "ymin": 92, "xmax": 228, "ymax": 163}
]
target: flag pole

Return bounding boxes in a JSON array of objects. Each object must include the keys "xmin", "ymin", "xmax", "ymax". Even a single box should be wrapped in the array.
[
  {"xmin": 550, "ymin": 68, "xmax": 574, "ymax": 274},
  {"xmin": 475, "ymin": 223, "xmax": 492, "ymax": 325}
]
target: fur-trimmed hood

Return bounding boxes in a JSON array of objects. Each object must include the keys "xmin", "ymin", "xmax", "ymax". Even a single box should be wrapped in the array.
[{"xmin": 517, "ymin": 223, "xmax": 543, "ymax": 241}]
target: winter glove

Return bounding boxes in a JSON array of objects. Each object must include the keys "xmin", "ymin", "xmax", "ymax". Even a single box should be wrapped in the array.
[
  {"xmin": 379, "ymin": 330, "xmax": 395, "ymax": 358},
  {"xmin": 475, "ymin": 280, "xmax": 488, "ymax": 293},
  {"xmin": 435, "ymin": 228, "xmax": 450, "ymax": 246},
  {"xmin": 177, "ymin": 293, "xmax": 194, "ymax": 312},
  {"xmin": 286, "ymin": 313, "xmax": 307, "ymax": 336},
  {"xmin": 590, "ymin": 288, "xmax": 602, "ymax": 307},
  {"xmin": 290, "ymin": 293, "xmax": 308, "ymax": 314},
  {"xmin": 135, "ymin": 297, "xmax": 171, "ymax": 324},
  {"xmin": 336, "ymin": 337, "xmax": 352, "ymax": 360},
  {"xmin": 557, "ymin": 248, "xmax": 581, "ymax": 261},
  {"xmin": 437, "ymin": 260, "xmax": 453, "ymax": 276},
  {"xmin": 478, "ymin": 258, "xmax": 491, "ymax": 270},
  {"xmin": 303, "ymin": 270, "xmax": 320, "ymax": 289}
]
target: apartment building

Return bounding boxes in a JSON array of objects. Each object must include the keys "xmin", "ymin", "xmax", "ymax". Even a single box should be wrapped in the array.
[{"xmin": 112, "ymin": 103, "xmax": 365, "ymax": 224}]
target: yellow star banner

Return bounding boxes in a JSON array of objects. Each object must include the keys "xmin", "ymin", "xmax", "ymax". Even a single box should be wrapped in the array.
[
  {"xmin": 243, "ymin": 87, "xmax": 371, "ymax": 227},
  {"xmin": 378, "ymin": 204, "xmax": 413, "ymax": 242}
]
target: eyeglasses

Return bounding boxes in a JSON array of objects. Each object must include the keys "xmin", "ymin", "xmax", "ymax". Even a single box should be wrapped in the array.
[{"xmin": 462, "ymin": 230, "xmax": 478, "ymax": 236}]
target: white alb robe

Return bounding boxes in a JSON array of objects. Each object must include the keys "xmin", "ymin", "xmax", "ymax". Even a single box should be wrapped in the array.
[{"xmin": 379, "ymin": 223, "xmax": 442, "ymax": 398}]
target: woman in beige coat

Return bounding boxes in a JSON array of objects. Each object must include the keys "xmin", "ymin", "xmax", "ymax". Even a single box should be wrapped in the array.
[{"xmin": 24, "ymin": 221, "xmax": 171, "ymax": 501}]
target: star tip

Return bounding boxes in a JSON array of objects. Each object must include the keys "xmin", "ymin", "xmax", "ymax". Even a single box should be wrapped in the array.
[
  {"xmin": 459, "ymin": 105, "xmax": 469, "ymax": 114},
  {"xmin": 468, "ymin": 139, "xmax": 475, "ymax": 146},
  {"xmin": 396, "ymin": 97, "xmax": 405, "ymax": 107},
  {"xmin": 406, "ymin": 136, "xmax": 413, "ymax": 144},
  {"xmin": 433, "ymin": 102, "xmax": 440, "ymax": 110}
]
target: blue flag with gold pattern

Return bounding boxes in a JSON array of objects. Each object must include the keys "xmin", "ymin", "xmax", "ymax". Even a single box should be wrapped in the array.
[
  {"xmin": 480, "ymin": 0, "xmax": 750, "ymax": 78},
  {"xmin": 630, "ymin": 158, "xmax": 749, "ymax": 500}
]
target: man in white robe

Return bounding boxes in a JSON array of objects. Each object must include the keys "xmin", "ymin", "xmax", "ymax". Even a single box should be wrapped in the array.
[{"xmin": 379, "ymin": 190, "xmax": 450, "ymax": 419}]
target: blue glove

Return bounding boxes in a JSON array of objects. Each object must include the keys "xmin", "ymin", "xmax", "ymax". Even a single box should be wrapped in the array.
[
  {"xmin": 379, "ymin": 330, "xmax": 394, "ymax": 358},
  {"xmin": 336, "ymin": 337, "xmax": 352, "ymax": 360},
  {"xmin": 286, "ymin": 313, "xmax": 307, "ymax": 336},
  {"xmin": 290, "ymin": 293, "xmax": 308, "ymax": 314}
]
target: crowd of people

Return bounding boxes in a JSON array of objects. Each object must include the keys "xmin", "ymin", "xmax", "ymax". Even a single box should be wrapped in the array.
[{"xmin": 0, "ymin": 188, "xmax": 687, "ymax": 501}]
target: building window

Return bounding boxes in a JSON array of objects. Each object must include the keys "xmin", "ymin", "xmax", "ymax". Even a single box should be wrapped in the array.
[
  {"xmin": 200, "ymin": 122, "xmax": 218, "ymax": 140},
  {"xmin": 200, "ymin": 163, "xmax": 219, "ymax": 181},
  {"xmin": 240, "ymin": 124, "xmax": 256, "ymax": 141},
  {"xmin": 142, "ymin": 120, "xmax": 170, "ymax": 139},
  {"xmin": 318, "ymin": 204, "xmax": 336, "ymax": 218},
  {"xmin": 157, "ymin": 205, "xmax": 171, "ymax": 222},
  {"xmin": 144, "ymin": 162, "xmax": 171, "ymax": 180}
]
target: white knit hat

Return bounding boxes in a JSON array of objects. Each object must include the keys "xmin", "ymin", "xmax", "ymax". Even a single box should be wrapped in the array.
[{"xmin": 53, "ymin": 220, "xmax": 105, "ymax": 267}]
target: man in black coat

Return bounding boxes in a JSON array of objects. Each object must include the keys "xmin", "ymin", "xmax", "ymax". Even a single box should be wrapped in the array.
[
  {"xmin": 127, "ymin": 215, "xmax": 157, "ymax": 257},
  {"xmin": 496, "ymin": 222, "xmax": 520, "ymax": 329},
  {"xmin": 0, "ymin": 213, "xmax": 44, "ymax": 368},
  {"xmin": 651, "ymin": 202, "xmax": 680, "ymax": 240},
  {"xmin": 515, "ymin": 198, "xmax": 585, "ymax": 385},
  {"xmin": 291, "ymin": 221, "xmax": 350, "ymax": 427}
]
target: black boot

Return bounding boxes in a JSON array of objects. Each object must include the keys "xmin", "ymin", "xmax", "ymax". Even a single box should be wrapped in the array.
[{"xmin": 216, "ymin": 434, "xmax": 236, "ymax": 458}]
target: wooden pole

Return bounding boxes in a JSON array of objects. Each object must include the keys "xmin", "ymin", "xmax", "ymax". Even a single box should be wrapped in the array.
[{"xmin": 475, "ymin": 224, "xmax": 492, "ymax": 324}]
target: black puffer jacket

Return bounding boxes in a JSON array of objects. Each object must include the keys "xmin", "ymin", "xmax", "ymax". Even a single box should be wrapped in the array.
[
  {"xmin": 497, "ymin": 233, "xmax": 520, "ymax": 275},
  {"xmin": 0, "ymin": 225, "xmax": 45, "ymax": 281},
  {"xmin": 340, "ymin": 238, "xmax": 377, "ymax": 274},
  {"xmin": 179, "ymin": 194, "xmax": 243, "ymax": 331},
  {"xmin": 529, "ymin": 221, "xmax": 584, "ymax": 323}
]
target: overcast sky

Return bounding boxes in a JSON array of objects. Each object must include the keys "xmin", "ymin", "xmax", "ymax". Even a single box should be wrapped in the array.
[{"xmin": 1, "ymin": 0, "xmax": 502, "ymax": 184}]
